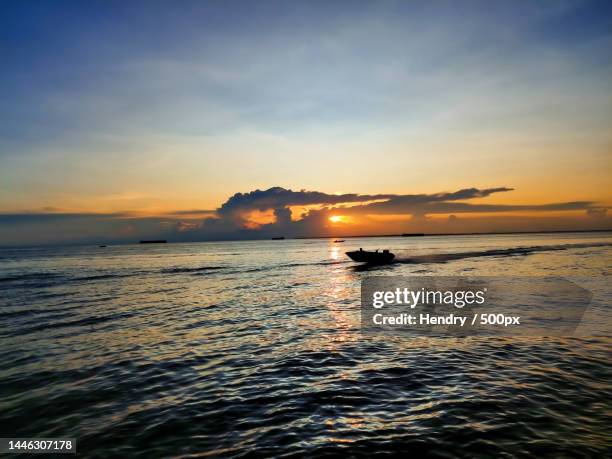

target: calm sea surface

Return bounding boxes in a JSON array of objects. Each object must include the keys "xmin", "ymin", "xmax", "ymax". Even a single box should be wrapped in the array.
[{"xmin": 1, "ymin": 232, "xmax": 611, "ymax": 457}]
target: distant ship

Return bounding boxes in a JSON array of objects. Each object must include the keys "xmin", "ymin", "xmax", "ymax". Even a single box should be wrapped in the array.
[
  {"xmin": 401, "ymin": 233, "xmax": 425, "ymax": 237},
  {"xmin": 346, "ymin": 248, "xmax": 395, "ymax": 264},
  {"xmin": 271, "ymin": 236, "xmax": 285, "ymax": 240},
  {"xmin": 334, "ymin": 239, "xmax": 345, "ymax": 243},
  {"xmin": 139, "ymin": 240, "xmax": 167, "ymax": 244}
]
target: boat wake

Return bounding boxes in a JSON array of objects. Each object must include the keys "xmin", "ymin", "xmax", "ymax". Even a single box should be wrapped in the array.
[
  {"xmin": 161, "ymin": 266, "xmax": 226, "ymax": 274},
  {"xmin": 395, "ymin": 242, "xmax": 612, "ymax": 265}
]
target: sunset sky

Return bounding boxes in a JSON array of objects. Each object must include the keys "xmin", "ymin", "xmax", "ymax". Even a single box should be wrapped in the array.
[{"xmin": 1, "ymin": 0, "xmax": 611, "ymax": 245}]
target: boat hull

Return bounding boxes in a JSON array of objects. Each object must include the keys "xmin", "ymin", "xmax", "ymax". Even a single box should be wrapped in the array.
[{"xmin": 346, "ymin": 250, "xmax": 395, "ymax": 264}]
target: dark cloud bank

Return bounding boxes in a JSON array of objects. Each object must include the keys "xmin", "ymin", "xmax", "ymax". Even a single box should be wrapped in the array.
[{"xmin": 0, "ymin": 187, "xmax": 609, "ymax": 246}]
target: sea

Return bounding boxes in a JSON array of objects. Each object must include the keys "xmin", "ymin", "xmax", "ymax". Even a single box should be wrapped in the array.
[{"xmin": 1, "ymin": 232, "xmax": 611, "ymax": 457}]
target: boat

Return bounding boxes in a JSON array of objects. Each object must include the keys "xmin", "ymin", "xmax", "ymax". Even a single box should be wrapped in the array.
[
  {"xmin": 334, "ymin": 239, "xmax": 345, "ymax": 243},
  {"xmin": 139, "ymin": 240, "xmax": 167, "ymax": 244},
  {"xmin": 346, "ymin": 248, "xmax": 395, "ymax": 264},
  {"xmin": 271, "ymin": 236, "xmax": 285, "ymax": 240}
]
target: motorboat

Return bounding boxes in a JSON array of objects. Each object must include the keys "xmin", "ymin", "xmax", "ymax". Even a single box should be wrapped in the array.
[{"xmin": 346, "ymin": 248, "xmax": 395, "ymax": 264}]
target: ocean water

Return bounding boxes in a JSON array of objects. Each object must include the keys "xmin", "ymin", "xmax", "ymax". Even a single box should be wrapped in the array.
[{"xmin": 1, "ymin": 232, "xmax": 611, "ymax": 457}]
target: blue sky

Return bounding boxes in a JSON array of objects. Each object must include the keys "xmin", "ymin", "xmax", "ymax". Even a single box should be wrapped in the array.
[{"xmin": 3, "ymin": 1, "xmax": 610, "ymax": 143}]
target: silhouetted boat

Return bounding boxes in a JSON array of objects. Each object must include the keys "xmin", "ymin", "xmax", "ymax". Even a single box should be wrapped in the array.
[
  {"xmin": 401, "ymin": 233, "xmax": 425, "ymax": 237},
  {"xmin": 99, "ymin": 245, "xmax": 107, "ymax": 248},
  {"xmin": 334, "ymin": 239, "xmax": 345, "ymax": 243},
  {"xmin": 271, "ymin": 237, "xmax": 285, "ymax": 240},
  {"xmin": 139, "ymin": 240, "xmax": 167, "ymax": 244},
  {"xmin": 346, "ymin": 248, "xmax": 395, "ymax": 264}
]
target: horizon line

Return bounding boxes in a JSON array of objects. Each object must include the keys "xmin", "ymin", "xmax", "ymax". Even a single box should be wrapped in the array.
[{"xmin": 1, "ymin": 228, "xmax": 611, "ymax": 249}]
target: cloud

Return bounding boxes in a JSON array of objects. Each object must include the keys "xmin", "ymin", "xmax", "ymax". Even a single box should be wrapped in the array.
[
  {"xmin": 587, "ymin": 207, "xmax": 608, "ymax": 218},
  {"xmin": 214, "ymin": 186, "xmax": 517, "ymax": 224},
  {"xmin": 211, "ymin": 185, "xmax": 590, "ymax": 222},
  {"xmin": 217, "ymin": 187, "xmax": 515, "ymax": 216},
  {"xmin": 188, "ymin": 186, "xmax": 606, "ymax": 240},
  {"xmin": 356, "ymin": 199, "xmax": 595, "ymax": 215},
  {"xmin": 0, "ymin": 212, "xmax": 128, "ymax": 224},
  {"xmin": 166, "ymin": 209, "xmax": 217, "ymax": 216},
  {"xmin": 217, "ymin": 187, "xmax": 395, "ymax": 214},
  {"xmin": 0, "ymin": 186, "xmax": 609, "ymax": 245}
]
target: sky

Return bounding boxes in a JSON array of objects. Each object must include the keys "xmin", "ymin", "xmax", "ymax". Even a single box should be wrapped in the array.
[{"xmin": 1, "ymin": 0, "xmax": 611, "ymax": 245}]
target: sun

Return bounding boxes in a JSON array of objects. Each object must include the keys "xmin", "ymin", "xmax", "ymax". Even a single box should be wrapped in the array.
[{"xmin": 329, "ymin": 215, "xmax": 348, "ymax": 223}]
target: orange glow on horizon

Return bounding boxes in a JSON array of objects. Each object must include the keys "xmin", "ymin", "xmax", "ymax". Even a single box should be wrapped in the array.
[
  {"xmin": 365, "ymin": 213, "xmax": 412, "ymax": 222},
  {"xmin": 329, "ymin": 215, "xmax": 353, "ymax": 224},
  {"xmin": 244, "ymin": 209, "xmax": 276, "ymax": 225}
]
